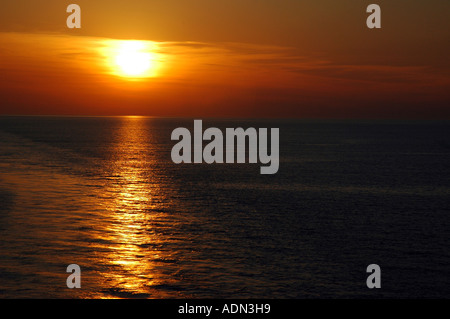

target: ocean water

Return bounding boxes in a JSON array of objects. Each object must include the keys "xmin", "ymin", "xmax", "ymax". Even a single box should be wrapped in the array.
[{"xmin": 0, "ymin": 116, "xmax": 449, "ymax": 299}]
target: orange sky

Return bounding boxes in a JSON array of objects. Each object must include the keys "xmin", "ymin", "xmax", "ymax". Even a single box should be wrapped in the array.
[{"xmin": 0, "ymin": 0, "xmax": 449, "ymax": 118}]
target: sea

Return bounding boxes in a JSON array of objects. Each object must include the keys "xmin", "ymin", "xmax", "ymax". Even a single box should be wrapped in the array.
[{"xmin": 0, "ymin": 116, "xmax": 449, "ymax": 298}]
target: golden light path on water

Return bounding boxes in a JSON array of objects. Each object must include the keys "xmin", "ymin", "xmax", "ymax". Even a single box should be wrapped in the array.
[
  {"xmin": 0, "ymin": 116, "xmax": 192, "ymax": 298},
  {"xmin": 92, "ymin": 117, "xmax": 177, "ymax": 298}
]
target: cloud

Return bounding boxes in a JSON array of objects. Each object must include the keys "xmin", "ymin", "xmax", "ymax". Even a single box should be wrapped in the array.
[{"xmin": 0, "ymin": 32, "xmax": 449, "ymax": 118}]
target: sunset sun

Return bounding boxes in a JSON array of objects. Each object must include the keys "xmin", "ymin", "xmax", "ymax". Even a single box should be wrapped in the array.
[
  {"xmin": 103, "ymin": 40, "xmax": 159, "ymax": 79},
  {"xmin": 115, "ymin": 42, "xmax": 151, "ymax": 76}
]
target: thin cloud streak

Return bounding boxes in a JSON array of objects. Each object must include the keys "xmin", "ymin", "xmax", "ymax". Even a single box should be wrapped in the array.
[{"xmin": 0, "ymin": 32, "xmax": 449, "ymax": 118}]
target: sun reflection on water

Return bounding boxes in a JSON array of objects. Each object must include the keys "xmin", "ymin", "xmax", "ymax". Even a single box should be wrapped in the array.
[{"xmin": 94, "ymin": 117, "xmax": 176, "ymax": 298}]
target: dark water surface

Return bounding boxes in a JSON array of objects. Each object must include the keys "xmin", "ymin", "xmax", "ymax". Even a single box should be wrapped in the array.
[{"xmin": 0, "ymin": 116, "xmax": 449, "ymax": 298}]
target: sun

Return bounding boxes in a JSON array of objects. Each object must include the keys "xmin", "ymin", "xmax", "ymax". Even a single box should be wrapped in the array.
[
  {"xmin": 115, "ymin": 42, "xmax": 152, "ymax": 77},
  {"xmin": 102, "ymin": 40, "xmax": 160, "ymax": 79}
]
